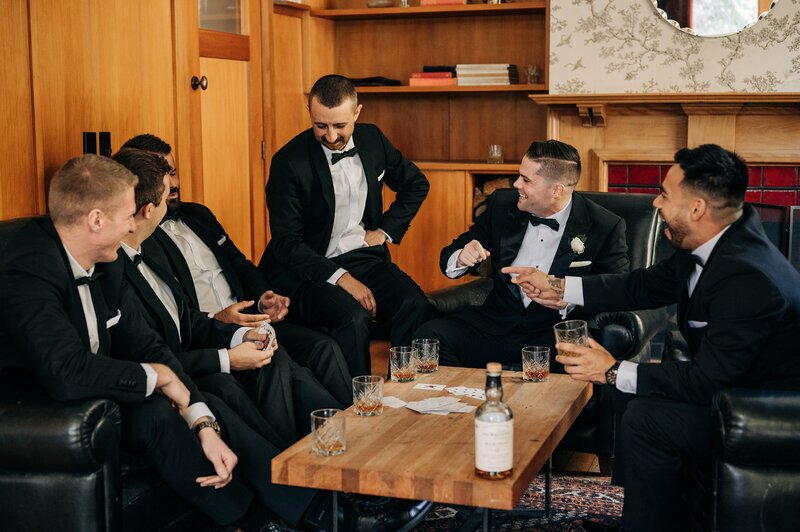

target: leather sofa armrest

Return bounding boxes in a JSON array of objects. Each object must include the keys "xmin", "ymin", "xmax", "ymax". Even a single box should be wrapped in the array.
[
  {"xmin": 0, "ymin": 397, "xmax": 121, "ymax": 472},
  {"xmin": 713, "ymin": 389, "xmax": 800, "ymax": 466},
  {"xmin": 591, "ymin": 306, "xmax": 672, "ymax": 361},
  {"xmin": 427, "ymin": 277, "xmax": 493, "ymax": 316}
]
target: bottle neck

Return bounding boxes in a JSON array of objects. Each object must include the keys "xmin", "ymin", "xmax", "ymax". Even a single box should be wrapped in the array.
[{"xmin": 485, "ymin": 374, "xmax": 503, "ymax": 403}]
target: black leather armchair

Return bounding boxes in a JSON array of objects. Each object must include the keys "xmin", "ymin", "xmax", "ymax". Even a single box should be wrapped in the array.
[
  {"xmin": 426, "ymin": 191, "xmax": 675, "ymax": 472},
  {"xmin": 0, "ymin": 217, "xmax": 198, "ymax": 531}
]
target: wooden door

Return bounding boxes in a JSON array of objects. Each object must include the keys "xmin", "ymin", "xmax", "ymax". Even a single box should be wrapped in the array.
[{"xmin": 192, "ymin": 0, "xmax": 266, "ymax": 261}]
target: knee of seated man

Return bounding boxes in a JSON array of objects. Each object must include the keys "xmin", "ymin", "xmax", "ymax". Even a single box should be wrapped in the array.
[{"xmin": 620, "ymin": 397, "xmax": 664, "ymax": 438}]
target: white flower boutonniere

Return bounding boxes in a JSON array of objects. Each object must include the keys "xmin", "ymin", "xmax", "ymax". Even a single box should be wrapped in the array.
[{"xmin": 570, "ymin": 235, "xmax": 587, "ymax": 255}]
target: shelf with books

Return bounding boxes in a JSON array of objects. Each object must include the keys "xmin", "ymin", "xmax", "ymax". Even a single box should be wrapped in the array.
[
  {"xmin": 311, "ymin": 2, "xmax": 546, "ymax": 20},
  {"xmin": 357, "ymin": 83, "xmax": 547, "ymax": 93}
]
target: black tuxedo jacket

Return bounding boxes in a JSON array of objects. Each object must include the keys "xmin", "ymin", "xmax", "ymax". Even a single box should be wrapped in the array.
[
  {"xmin": 122, "ymin": 238, "xmax": 240, "ymax": 377},
  {"xmin": 440, "ymin": 190, "xmax": 630, "ymax": 335},
  {"xmin": 157, "ymin": 202, "xmax": 270, "ymax": 310},
  {"xmin": 583, "ymin": 206, "xmax": 800, "ymax": 404},
  {"xmin": 259, "ymin": 123, "xmax": 429, "ymax": 295},
  {"xmin": 0, "ymin": 218, "xmax": 205, "ymax": 405}
]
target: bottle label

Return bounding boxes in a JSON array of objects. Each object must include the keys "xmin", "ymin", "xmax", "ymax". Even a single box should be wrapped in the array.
[{"xmin": 475, "ymin": 419, "xmax": 514, "ymax": 472}]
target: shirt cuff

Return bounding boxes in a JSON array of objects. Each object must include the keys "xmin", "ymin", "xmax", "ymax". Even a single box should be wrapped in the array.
[
  {"xmin": 563, "ymin": 276, "xmax": 585, "ymax": 306},
  {"xmin": 218, "ymin": 349, "xmax": 231, "ymax": 373},
  {"xmin": 559, "ymin": 303, "xmax": 576, "ymax": 319},
  {"xmin": 445, "ymin": 250, "xmax": 469, "ymax": 278},
  {"xmin": 183, "ymin": 402, "xmax": 216, "ymax": 428},
  {"xmin": 616, "ymin": 360, "xmax": 638, "ymax": 394},
  {"xmin": 207, "ymin": 311, "xmax": 215, "ymax": 319},
  {"xmin": 230, "ymin": 327, "xmax": 249, "ymax": 347},
  {"xmin": 140, "ymin": 363, "xmax": 157, "ymax": 396},
  {"xmin": 379, "ymin": 228, "xmax": 393, "ymax": 243},
  {"xmin": 327, "ymin": 268, "xmax": 347, "ymax": 285}
]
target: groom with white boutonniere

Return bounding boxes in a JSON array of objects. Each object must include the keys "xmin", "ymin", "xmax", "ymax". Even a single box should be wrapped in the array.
[{"xmin": 413, "ymin": 140, "xmax": 630, "ymax": 370}]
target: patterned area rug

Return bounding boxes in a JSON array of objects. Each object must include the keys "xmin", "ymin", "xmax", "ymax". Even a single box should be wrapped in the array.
[{"xmin": 412, "ymin": 474, "xmax": 623, "ymax": 531}]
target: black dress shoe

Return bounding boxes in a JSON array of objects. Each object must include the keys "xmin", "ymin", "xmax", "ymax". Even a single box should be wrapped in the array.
[{"xmin": 341, "ymin": 495, "xmax": 434, "ymax": 532}]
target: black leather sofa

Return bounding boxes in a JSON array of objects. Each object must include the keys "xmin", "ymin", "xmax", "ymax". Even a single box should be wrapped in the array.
[
  {"xmin": 425, "ymin": 191, "xmax": 675, "ymax": 472},
  {"xmin": 0, "ymin": 217, "xmax": 201, "ymax": 531}
]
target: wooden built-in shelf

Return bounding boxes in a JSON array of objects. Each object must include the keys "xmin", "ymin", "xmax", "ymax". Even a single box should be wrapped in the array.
[
  {"xmin": 311, "ymin": 1, "xmax": 546, "ymax": 20},
  {"xmin": 416, "ymin": 161, "xmax": 519, "ymax": 171},
  {"xmin": 273, "ymin": 0, "xmax": 311, "ymax": 11},
  {"xmin": 530, "ymin": 93, "xmax": 800, "ymax": 105},
  {"xmin": 358, "ymin": 83, "xmax": 546, "ymax": 94}
]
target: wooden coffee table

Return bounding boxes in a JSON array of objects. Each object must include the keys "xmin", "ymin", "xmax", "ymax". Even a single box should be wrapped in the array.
[{"xmin": 272, "ymin": 366, "xmax": 591, "ymax": 529}]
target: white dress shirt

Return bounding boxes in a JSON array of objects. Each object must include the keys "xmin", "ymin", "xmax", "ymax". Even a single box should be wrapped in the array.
[
  {"xmin": 160, "ymin": 218, "xmax": 237, "ymax": 315},
  {"xmin": 64, "ymin": 248, "xmax": 157, "ymax": 397},
  {"xmin": 562, "ymin": 225, "xmax": 732, "ymax": 394},
  {"xmin": 120, "ymin": 242, "xmax": 248, "ymax": 374},
  {"xmin": 446, "ymin": 199, "xmax": 573, "ymax": 314}
]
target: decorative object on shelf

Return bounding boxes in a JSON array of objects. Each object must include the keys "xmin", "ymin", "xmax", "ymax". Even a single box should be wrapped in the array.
[
  {"xmin": 525, "ymin": 65, "xmax": 543, "ymax": 85},
  {"xmin": 366, "ymin": 0, "xmax": 393, "ymax": 7},
  {"xmin": 487, "ymin": 144, "xmax": 504, "ymax": 164},
  {"xmin": 399, "ymin": 0, "xmax": 410, "ymax": 6}
]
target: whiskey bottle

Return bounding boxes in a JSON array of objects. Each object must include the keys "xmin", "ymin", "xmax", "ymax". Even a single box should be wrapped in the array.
[{"xmin": 474, "ymin": 362, "xmax": 514, "ymax": 479}]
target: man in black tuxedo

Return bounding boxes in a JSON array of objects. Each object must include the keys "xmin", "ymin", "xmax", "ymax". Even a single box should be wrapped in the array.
[
  {"xmin": 414, "ymin": 140, "xmax": 629, "ymax": 369},
  {"xmin": 511, "ymin": 144, "xmax": 800, "ymax": 532},
  {"xmin": 119, "ymin": 133, "xmax": 352, "ymax": 405},
  {"xmin": 258, "ymin": 74, "xmax": 432, "ymax": 376},
  {"xmin": 0, "ymin": 155, "xmax": 322, "ymax": 529},
  {"xmin": 112, "ymin": 148, "xmax": 342, "ymax": 447}
]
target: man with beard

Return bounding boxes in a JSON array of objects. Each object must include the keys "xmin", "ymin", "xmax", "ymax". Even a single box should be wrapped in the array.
[
  {"xmin": 258, "ymin": 74, "xmax": 432, "ymax": 376},
  {"xmin": 506, "ymin": 144, "xmax": 800, "ymax": 532},
  {"xmin": 119, "ymin": 134, "xmax": 352, "ymax": 406},
  {"xmin": 413, "ymin": 139, "xmax": 629, "ymax": 369}
]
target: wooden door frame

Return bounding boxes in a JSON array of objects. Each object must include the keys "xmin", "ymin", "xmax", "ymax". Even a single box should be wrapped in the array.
[{"xmin": 172, "ymin": 0, "xmax": 268, "ymax": 256}]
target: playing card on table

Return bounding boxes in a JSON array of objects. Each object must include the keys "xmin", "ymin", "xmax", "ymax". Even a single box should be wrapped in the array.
[
  {"xmin": 405, "ymin": 396, "xmax": 473, "ymax": 415},
  {"xmin": 446, "ymin": 386, "xmax": 485, "ymax": 401},
  {"xmin": 413, "ymin": 383, "xmax": 446, "ymax": 391},
  {"xmin": 382, "ymin": 396, "xmax": 407, "ymax": 408}
]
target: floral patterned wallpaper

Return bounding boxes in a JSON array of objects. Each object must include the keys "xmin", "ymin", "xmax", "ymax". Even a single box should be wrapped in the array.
[{"xmin": 549, "ymin": 0, "xmax": 800, "ymax": 93}]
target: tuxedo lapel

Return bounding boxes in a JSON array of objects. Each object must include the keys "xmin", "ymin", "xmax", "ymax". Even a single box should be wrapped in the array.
[
  {"xmin": 549, "ymin": 194, "xmax": 592, "ymax": 277},
  {"xmin": 152, "ymin": 228, "xmax": 200, "ymax": 309},
  {"xmin": 353, "ymin": 127, "xmax": 381, "ymax": 227},
  {"xmin": 497, "ymin": 209, "xmax": 530, "ymax": 302},
  {"xmin": 309, "ymin": 134, "xmax": 335, "ymax": 218}
]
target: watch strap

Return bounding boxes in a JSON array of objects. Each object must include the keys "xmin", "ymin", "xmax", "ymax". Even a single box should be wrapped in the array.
[{"xmin": 605, "ymin": 360, "xmax": 622, "ymax": 387}]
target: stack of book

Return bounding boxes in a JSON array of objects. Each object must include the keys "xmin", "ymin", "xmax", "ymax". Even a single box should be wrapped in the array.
[
  {"xmin": 455, "ymin": 64, "xmax": 519, "ymax": 86},
  {"xmin": 408, "ymin": 71, "xmax": 457, "ymax": 87}
]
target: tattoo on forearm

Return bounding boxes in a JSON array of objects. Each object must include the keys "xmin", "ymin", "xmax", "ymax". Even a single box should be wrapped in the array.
[{"xmin": 547, "ymin": 276, "xmax": 565, "ymax": 294}]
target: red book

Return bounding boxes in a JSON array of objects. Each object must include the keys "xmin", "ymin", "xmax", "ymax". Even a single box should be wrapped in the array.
[
  {"xmin": 410, "ymin": 72, "xmax": 453, "ymax": 79},
  {"xmin": 408, "ymin": 77, "xmax": 458, "ymax": 86}
]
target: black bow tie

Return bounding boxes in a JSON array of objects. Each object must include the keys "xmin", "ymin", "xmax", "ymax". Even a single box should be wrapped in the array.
[
  {"xmin": 690, "ymin": 254, "xmax": 705, "ymax": 267},
  {"xmin": 76, "ymin": 271, "xmax": 104, "ymax": 286},
  {"xmin": 330, "ymin": 147, "xmax": 358, "ymax": 165},
  {"xmin": 529, "ymin": 215, "xmax": 560, "ymax": 231},
  {"xmin": 131, "ymin": 253, "xmax": 143, "ymax": 268}
]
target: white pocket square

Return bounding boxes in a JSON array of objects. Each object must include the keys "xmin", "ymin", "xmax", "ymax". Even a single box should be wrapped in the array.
[
  {"xmin": 688, "ymin": 320, "xmax": 708, "ymax": 328},
  {"xmin": 106, "ymin": 310, "xmax": 122, "ymax": 329},
  {"xmin": 569, "ymin": 260, "xmax": 592, "ymax": 268},
  {"xmin": 377, "ymin": 170, "xmax": 385, "ymax": 182},
  {"xmin": 217, "ymin": 235, "xmax": 227, "ymax": 245}
]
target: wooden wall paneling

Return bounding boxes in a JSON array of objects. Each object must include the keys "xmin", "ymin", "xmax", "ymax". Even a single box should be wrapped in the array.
[
  {"xmin": 357, "ymin": 94, "xmax": 451, "ymax": 161},
  {"xmin": 172, "ymin": 0, "xmax": 204, "ymax": 205},
  {"xmin": 199, "ymin": 58, "xmax": 253, "ymax": 258},
  {"xmin": 247, "ymin": 0, "xmax": 267, "ymax": 257},
  {"xmin": 28, "ymin": 0, "xmax": 175, "ymax": 199},
  {"xmin": 304, "ymin": 15, "xmax": 335, "ymax": 92},
  {"xmin": 0, "ymin": 0, "xmax": 39, "ymax": 219},
  {"xmin": 734, "ymin": 112, "xmax": 800, "ymax": 157},
  {"xmin": 272, "ymin": 11, "xmax": 309, "ymax": 149},
  {"xmin": 333, "ymin": 14, "xmax": 545, "ymax": 82},
  {"xmin": 683, "ymin": 104, "xmax": 741, "ymax": 150},
  {"xmin": 447, "ymin": 94, "xmax": 548, "ymax": 164},
  {"xmin": 382, "ymin": 169, "xmax": 471, "ymax": 293}
]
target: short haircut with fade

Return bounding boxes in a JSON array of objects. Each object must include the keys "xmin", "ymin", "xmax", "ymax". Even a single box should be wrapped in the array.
[
  {"xmin": 525, "ymin": 140, "xmax": 582, "ymax": 187},
  {"xmin": 121, "ymin": 133, "xmax": 172, "ymax": 156},
  {"xmin": 308, "ymin": 74, "xmax": 357, "ymax": 109},
  {"xmin": 112, "ymin": 148, "xmax": 170, "ymax": 212},
  {"xmin": 49, "ymin": 154, "xmax": 138, "ymax": 226},
  {"xmin": 674, "ymin": 144, "xmax": 748, "ymax": 213}
]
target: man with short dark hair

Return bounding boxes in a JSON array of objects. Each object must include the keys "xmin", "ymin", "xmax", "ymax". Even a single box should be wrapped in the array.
[
  {"xmin": 112, "ymin": 147, "xmax": 342, "ymax": 446},
  {"xmin": 120, "ymin": 133, "xmax": 352, "ymax": 405},
  {"xmin": 510, "ymin": 144, "xmax": 800, "ymax": 532},
  {"xmin": 260, "ymin": 74, "xmax": 432, "ymax": 376},
  {"xmin": 414, "ymin": 140, "xmax": 630, "ymax": 368}
]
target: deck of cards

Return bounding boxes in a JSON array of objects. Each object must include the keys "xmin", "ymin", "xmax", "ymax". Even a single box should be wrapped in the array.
[
  {"xmin": 257, "ymin": 321, "xmax": 276, "ymax": 350},
  {"xmin": 405, "ymin": 396, "xmax": 476, "ymax": 415},
  {"xmin": 446, "ymin": 386, "xmax": 486, "ymax": 401}
]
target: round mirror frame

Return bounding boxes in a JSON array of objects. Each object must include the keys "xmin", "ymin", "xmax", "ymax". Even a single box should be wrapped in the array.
[{"xmin": 649, "ymin": 0, "xmax": 779, "ymax": 37}]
